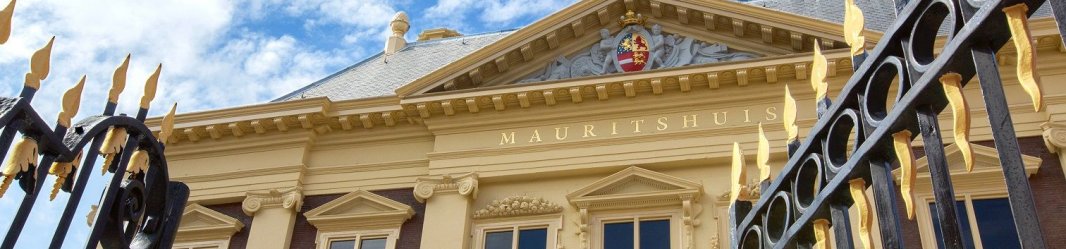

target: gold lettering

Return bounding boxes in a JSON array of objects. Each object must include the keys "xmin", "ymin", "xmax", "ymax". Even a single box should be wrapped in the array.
[
  {"xmin": 555, "ymin": 127, "xmax": 570, "ymax": 140},
  {"xmin": 500, "ymin": 132, "xmax": 516, "ymax": 145},
  {"xmin": 631, "ymin": 120, "xmax": 645, "ymax": 133},
  {"xmin": 529, "ymin": 130, "xmax": 542, "ymax": 143},
  {"xmin": 583, "ymin": 124, "xmax": 597, "ymax": 137},
  {"xmin": 682, "ymin": 114, "xmax": 698, "ymax": 128},
  {"xmin": 657, "ymin": 117, "xmax": 668, "ymax": 131},
  {"xmin": 611, "ymin": 122, "xmax": 618, "ymax": 135},
  {"xmin": 765, "ymin": 107, "xmax": 778, "ymax": 121},
  {"xmin": 714, "ymin": 112, "xmax": 728, "ymax": 125},
  {"xmin": 743, "ymin": 109, "xmax": 751, "ymax": 122}
]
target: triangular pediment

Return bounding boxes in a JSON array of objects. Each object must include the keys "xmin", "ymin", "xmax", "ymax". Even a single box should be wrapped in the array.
[
  {"xmin": 912, "ymin": 143, "xmax": 1042, "ymax": 176},
  {"xmin": 568, "ymin": 166, "xmax": 702, "ymax": 210},
  {"xmin": 176, "ymin": 203, "xmax": 244, "ymax": 242},
  {"xmin": 304, "ymin": 189, "xmax": 414, "ymax": 231},
  {"xmin": 396, "ymin": 0, "xmax": 863, "ymax": 96}
]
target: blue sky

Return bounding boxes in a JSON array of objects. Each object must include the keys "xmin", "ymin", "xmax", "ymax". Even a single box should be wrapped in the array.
[{"xmin": 0, "ymin": 0, "xmax": 576, "ymax": 248}]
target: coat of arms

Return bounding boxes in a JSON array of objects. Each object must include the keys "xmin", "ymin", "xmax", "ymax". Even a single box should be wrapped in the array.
[{"xmin": 616, "ymin": 33, "xmax": 650, "ymax": 72}]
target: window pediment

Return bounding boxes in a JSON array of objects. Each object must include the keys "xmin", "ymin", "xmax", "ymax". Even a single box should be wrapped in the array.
[
  {"xmin": 912, "ymin": 143, "xmax": 1041, "ymax": 177},
  {"xmin": 567, "ymin": 166, "xmax": 702, "ymax": 210},
  {"xmin": 176, "ymin": 203, "xmax": 244, "ymax": 243},
  {"xmin": 304, "ymin": 190, "xmax": 414, "ymax": 231}
]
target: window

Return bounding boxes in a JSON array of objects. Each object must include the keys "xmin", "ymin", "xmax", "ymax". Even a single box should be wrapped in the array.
[
  {"xmin": 328, "ymin": 237, "xmax": 387, "ymax": 249},
  {"xmin": 928, "ymin": 198, "xmax": 1021, "ymax": 249},
  {"xmin": 483, "ymin": 228, "xmax": 549, "ymax": 249},
  {"xmin": 602, "ymin": 219, "xmax": 671, "ymax": 249}
]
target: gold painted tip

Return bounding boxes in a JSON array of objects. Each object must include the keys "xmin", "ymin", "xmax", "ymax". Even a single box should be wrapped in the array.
[
  {"xmin": 810, "ymin": 40, "xmax": 828, "ymax": 100},
  {"xmin": 158, "ymin": 102, "xmax": 177, "ymax": 144},
  {"xmin": 756, "ymin": 123, "xmax": 771, "ymax": 182},
  {"xmin": 730, "ymin": 142, "xmax": 748, "ymax": 203},
  {"xmin": 843, "ymin": 0, "xmax": 865, "ymax": 56},
  {"xmin": 139, "ymin": 63, "xmax": 161, "ymax": 109},
  {"xmin": 783, "ymin": 85, "xmax": 798, "ymax": 141},
  {"xmin": 0, "ymin": 0, "xmax": 14, "ymax": 45},
  {"xmin": 57, "ymin": 75, "xmax": 86, "ymax": 128},
  {"xmin": 109, "ymin": 54, "xmax": 130, "ymax": 103},
  {"xmin": 30, "ymin": 36, "xmax": 54, "ymax": 81}
]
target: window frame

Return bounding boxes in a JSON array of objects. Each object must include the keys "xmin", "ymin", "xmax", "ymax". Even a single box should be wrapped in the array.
[
  {"xmin": 471, "ymin": 215, "xmax": 562, "ymax": 249},
  {"xmin": 590, "ymin": 209, "xmax": 681, "ymax": 249},
  {"xmin": 916, "ymin": 193, "xmax": 1015, "ymax": 249},
  {"xmin": 317, "ymin": 228, "xmax": 399, "ymax": 249},
  {"xmin": 171, "ymin": 239, "xmax": 230, "ymax": 249}
]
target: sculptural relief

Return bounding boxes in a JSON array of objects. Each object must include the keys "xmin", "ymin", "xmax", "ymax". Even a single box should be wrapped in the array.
[{"xmin": 520, "ymin": 24, "xmax": 758, "ymax": 83}]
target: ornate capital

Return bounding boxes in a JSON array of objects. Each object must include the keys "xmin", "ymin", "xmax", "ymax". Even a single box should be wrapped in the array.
[
  {"xmin": 473, "ymin": 195, "xmax": 562, "ymax": 219},
  {"xmin": 1042, "ymin": 122, "xmax": 1066, "ymax": 153},
  {"xmin": 242, "ymin": 186, "xmax": 303, "ymax": 216},
  {"xmin": 413, "ymin": 172, "xmax": 478, "ymax": 203}
]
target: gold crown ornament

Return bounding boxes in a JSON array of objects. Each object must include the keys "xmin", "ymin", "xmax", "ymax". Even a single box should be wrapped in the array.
[{"xmin": 618, "ymin": 10, "xmax": 647, "ymax": 27}]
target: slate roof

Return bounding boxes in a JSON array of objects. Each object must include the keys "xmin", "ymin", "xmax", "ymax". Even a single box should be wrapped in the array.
[
  {"xmin": 745, "ymin": 0, "xmax": 1052, "ymax": 32},
  {"xmin": 273, "ymin": 30, "xmax": 515, "ymax": 102}
]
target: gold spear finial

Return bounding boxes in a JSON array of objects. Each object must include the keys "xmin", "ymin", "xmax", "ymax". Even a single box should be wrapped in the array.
[
  {"xmin": 813, "ymin": 219, "xmax": 831, "ymax": 249},
  {"xmin": 48, "ymin": 151, "xmax": 80, "ymax": 201},
  {"xmin": 810, "ymin": 40, "xmax": 829, "ymax": 101},
  {"xmin": 730, "ymin": 142, "xmax": 749, "ymax": 204},
  {"xmin": 1003, "ymin": 4, "xmax": 1044, "ymax": 112},
  {"xmin": 0, "ymin": 0, "xmax": 15, "ymax": 45},
  {"xmin": 849, "ymin": 178, "xmax": 873, "ymax": 249},
  {"xmin": 140, "ymin": 63, "xmax": 161, "ymax": 109},
  {"xmin": 756, "ymin": 123, "xmax": 771, "ymax": 182},
  {"xmin": 57, "ymin": 75, "xmax": 85, "ymax": 128},
  {"xmin": 108, "ymin": 54, "xmax": 129, "ymax": 104},
  {"xmin": 158, "ymin": 103, "xmax": 177, "ymax": 144},
  {"xmin": 843, "ymin": 0, "xmax": 865, "ymax": 56},
  {"xmin": 892, "ymin": 130, "xmax": 917, "ymax": 219},
  {"xmin": 0, "ymin": 136, "xmax": 37, "ymax": 198},
  {"xmin": 783, "ymin": 85, "xmax": 798, "ymax": 143},
  {"xmin": 940, "ymin": 73, "xmax": 973, "ymax": 172},
  {"xmin": 30, "ymin": 36, "xmax": 54, "ymax": 80}
]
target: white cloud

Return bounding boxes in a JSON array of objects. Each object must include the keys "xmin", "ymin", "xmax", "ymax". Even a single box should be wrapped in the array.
[{"xmin": 423, "ymin": 0, "xmax": 577, "ymax": 30}]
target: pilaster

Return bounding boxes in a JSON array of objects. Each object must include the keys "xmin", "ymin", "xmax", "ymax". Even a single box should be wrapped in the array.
[
  {"xmin": 1042, "ymin": 122, "xmax": 1066, "ymax": 180},
  {"xmin": 414, "ymin": 172, "xmax": 478, "ymax": 249},
  {"xmin": 242, "ymin": 186, "xmax": 303, "ymax": 249}
]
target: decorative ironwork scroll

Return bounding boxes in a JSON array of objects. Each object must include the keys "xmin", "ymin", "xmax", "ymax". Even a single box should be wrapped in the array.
[
  {"xmin": 0, "ymin": 1, "xmax": 188, "ymax": 248},
  {"xmin": 729, "ymin": 0, "xmax": 1061, "ymax": 248}
]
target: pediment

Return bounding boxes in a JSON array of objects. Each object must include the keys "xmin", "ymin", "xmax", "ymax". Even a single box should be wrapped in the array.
[
  {"xmin": 567, "ymin": 166, "xmax": 702, "ymax": 210},
  {"xmin": 176, "ymin": 203, "xmax": 244, "ymax": 242},
  {"xmin": 912, "ymin": 143, "xmax": 1042, "ymax": 176},
  {"xmin": 304, "ymin": 189, "xmax": 414, "ymax": 231},
  {"xmin": 396, "ymin": 0, "xmax": 860, "ymax": 96}
]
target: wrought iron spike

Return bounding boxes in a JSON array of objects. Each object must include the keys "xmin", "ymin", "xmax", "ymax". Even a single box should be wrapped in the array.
[
  {"xmin": 140, "ymin": 63, "xmax": 161, "ymax": 109},
  {"xmin": 783, "ymin": 85, "xmax": 798, "ymax": 143},
  {"xmin": 57, "ymin": 75, "xmax": 85, "ymax": 128},
  {"xmin": 941, "ymin": 72, "xmax": 974, "ymax": 172},
  {"xmin": 99, "ymin": 127, "xmax": 127, "ymax": 174},
  {"xmin": 0, "ymin": 136, "xmax": 37, "ymax": 198},
  {"xmin": 1003, "ymin": 3, "xmax": 1045, "ymax": 112},
  {"xmin": 108, "ymin": 54, "xmax": 130, "ymax": 104},
  {"xmin": 843, "ymin": 0, "xmax": 865, "ymax": 56},
  {"xmin": 158, "ymin": 102, "xmax": 177, "ymax": 144},
  {"xmin": 756, "ymin": 123, "xmax": 771, "ymax": 182},
  {"xmin": 29, "ymin": 36, "xmax": 54, "ymax": 82},
  {"xmin": 0, "ymin": 0, "xmax": 14, "ymax": 45},
  {"xmin": 849, "ymin": 178, "xmax": 873, "ymax": 249},
  {"xmin": 893, "ymin": 130, "xmax": 917, "ymax": 219}
]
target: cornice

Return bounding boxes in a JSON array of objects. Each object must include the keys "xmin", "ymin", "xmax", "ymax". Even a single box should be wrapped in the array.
[
  {"xmin": 242, "ymin": 186, "xmax": 303, "ymax": 216},
  {"xmin": 413, "ymin": 172, "xmax": 479, "ymax": 203}
]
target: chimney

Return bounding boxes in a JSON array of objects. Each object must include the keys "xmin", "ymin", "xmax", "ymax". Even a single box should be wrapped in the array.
[
  {"xmin": 385, "ymin": 12, "xmax": 409, "ymax": 54},
  {"xmin": 418, "ymin": 28, "xmax": 462, "ymax": 41}
]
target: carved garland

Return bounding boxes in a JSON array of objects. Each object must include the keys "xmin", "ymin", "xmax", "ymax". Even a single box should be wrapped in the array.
[{"xmin": 473, "ymin": 196, "xmax": 563, "ymax": 219}]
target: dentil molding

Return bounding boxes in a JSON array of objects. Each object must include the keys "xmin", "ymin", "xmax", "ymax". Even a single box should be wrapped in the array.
[
  {"xmin": 242, "ymin": 186, "xmax": 303, "ymax": 216},
  {"xmin": 413, "ymin": 172, "xmax": 478, "ymax": 203}
]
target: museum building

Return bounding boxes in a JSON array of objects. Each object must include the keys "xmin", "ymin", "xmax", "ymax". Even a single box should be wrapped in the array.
[{"xmin": 159, "ymin": 0, "xmax": 1066, "ymax": 248}]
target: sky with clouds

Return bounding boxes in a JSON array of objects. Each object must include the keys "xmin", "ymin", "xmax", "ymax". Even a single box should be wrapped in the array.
[{"xmin": 0, "ymin": 0, "xmax": 576, "ymax": 247}]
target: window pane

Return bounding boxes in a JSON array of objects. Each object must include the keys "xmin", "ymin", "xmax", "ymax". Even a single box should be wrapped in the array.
[
  {"xmin": 518, "ymin": 228, "xmax": 548, "ymax": 249},
  {"xmin": 971, "ymin": 198, "xmax": 1022, "ymax": 249},
  {"xmin": 360, "ymin": 238, "xmax": 386, "ymax": 249},
  {"xmin": 329, "ymin": 240, "xmax": 356, "ymax": 249},
  {"xmin": 929, "ymin": 201, "xmax": 975, "ymax": 249},
  {"xmin": 603, "ymin": 222, "xmax": 634, "ymax": 249},
  {"xmin": 639, "ymin": 220, "xmax": 671, "ymax": 249},
  {"xmin": 485, "ymin": 231, "xmax": 514, "ymax": 249}
]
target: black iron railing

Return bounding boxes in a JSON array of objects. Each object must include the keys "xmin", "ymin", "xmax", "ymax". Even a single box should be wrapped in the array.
[{"xmin": 730, "ymin": 0, "xmax": 1065, "ymax": 248}]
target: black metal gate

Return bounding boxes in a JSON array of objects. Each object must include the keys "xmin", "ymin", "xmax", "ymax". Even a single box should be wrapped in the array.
[
  {"xmin": 0, "ymin": 1, "xmax": 188, "ymax": 248},
  {"xmin": 729, "ymin": 0, "xmax": 1066, "ymax": 248}
]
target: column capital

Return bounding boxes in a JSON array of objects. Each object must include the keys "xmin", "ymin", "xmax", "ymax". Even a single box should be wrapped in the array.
[
  {"xmin": 242, "ymin": 186, "xmax": 303, "ymax": 216},
  {"xmin": 413, "ymin": 172, "xmax": 478, "ymax": 203},
  {"xmin": 1042, "ymin": 122, "xmax": 1066, "ymax": 153}
]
